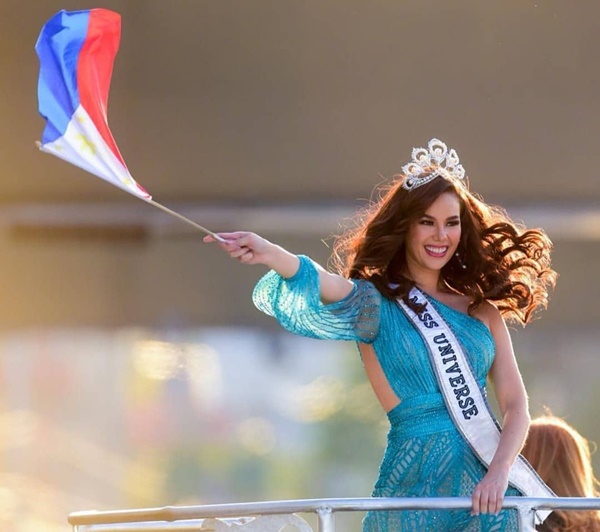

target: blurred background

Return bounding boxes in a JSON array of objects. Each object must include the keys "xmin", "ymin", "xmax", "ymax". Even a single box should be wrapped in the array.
[{"xmin": 1, "ymin": 1, "xmax": 600, "ymax": 530}]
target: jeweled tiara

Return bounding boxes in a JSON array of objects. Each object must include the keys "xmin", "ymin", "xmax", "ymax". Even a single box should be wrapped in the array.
[{"xmin": 401, "ymin": 138, "xmax": 466, "ymax": 191}]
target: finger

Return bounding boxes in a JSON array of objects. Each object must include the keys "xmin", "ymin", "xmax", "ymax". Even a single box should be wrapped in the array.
[
  {"xmin": 492, "ymin": 493, "xmax": 504, "ymax": 515},
  {"xmin": 210, "ymin": 233, "xmax": 229, "ymax": 243},
  {"xmin": 229, "ymin": 246, "xmax": 250, "ymax": 259},
  {"xmin": 204, "ymin": 235, "xmax": 229, "ymax": 244},
  {"xmin": 471, "ymin": 491, "xmax": 480, "ymax": 516},
  {"xmin": 483, "ymin": 492, "xmax": 496, "ymax": 515},
  {"xmin": 212, "ymin": 231, "xmax": 249, "ymax": 241},
  {"xmin": 236, "ymin": 233, "xmax": 258, "ymax": 249},
  {"xmin": 479, "ymin": 492, "xmax": 490, "ymax": 514},
  {"xmin": 238, "ymin": 250, "xmax": 254, "ymax": 263},
  {"xmin": 204, "ymin": 233, "xmax": 237, "ymax": 246}
]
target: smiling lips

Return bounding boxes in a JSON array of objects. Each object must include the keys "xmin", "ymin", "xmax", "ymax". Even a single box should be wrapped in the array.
[{"xmin": 425, "ymin": 245, "xmax": 449, "ymax": 258}]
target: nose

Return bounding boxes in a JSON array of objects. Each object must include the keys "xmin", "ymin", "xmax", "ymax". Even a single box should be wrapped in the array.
[{"xmin": 434, "ymin": 225, "xmax": 447, "ymax": 241}]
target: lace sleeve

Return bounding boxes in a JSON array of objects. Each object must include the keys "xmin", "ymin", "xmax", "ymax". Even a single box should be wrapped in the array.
[{"xmin": 252, "ymin": 255, "xmax": 381, "ymax": 343}]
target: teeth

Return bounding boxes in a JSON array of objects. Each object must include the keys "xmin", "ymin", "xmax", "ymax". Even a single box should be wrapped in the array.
[{"xmin": 425, "ymin": 246, "xmax": 447, "ymax": 254}]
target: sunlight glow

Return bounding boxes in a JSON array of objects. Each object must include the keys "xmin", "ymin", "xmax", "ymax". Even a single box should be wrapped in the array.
[
  {"xmin": 186, "ymin": 343, "xmax": 223, "ymax": 409},
  {"xmin": 132, "ymin": 340, "xmax": 181, "ymax": 380},
  {"xmin": 285, "ymin": 376, "xmax": 345, "ymax": 423},
  {"xmin": 237, "ymin": 417, "xmax": 276, "ymax": 456}
]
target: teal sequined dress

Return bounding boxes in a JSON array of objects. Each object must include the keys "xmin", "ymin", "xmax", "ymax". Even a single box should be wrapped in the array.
[{"xmin": 253, "ymin": 256, "xmax": 521, "ymax": 532}]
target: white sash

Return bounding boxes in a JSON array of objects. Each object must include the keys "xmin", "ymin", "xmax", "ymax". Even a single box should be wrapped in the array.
[{"xmin": 398, "ymin": 287, "xmax": 554, "ymax": 526}]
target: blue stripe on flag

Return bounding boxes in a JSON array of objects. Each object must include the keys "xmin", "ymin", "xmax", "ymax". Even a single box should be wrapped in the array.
[{"xmin": 36, "ymin": 10, "xmax": 90, "ymax": 144}]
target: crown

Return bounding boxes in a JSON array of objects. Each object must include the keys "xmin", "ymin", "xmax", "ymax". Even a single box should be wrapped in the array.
[{"xmin": 400, "ymin": 138, "xmax": 466, "ymax": 191}]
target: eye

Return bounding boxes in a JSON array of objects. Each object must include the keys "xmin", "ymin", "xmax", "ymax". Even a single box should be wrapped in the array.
[
  {"xmin": 419, "ymin": 219, "xmax": 434, "ymax": 226},
  {"xmin": 447, "ymin": 220, "xmax": 460, "ymax": 227}
]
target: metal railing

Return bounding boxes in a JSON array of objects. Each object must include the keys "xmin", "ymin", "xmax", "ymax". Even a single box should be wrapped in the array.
[{"xmin": 69, "ymin": 496, "xmax": 600, "ymax": 531}]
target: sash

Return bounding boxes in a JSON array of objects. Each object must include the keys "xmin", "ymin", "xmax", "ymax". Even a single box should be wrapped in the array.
[{"xmin": 398, "ymin": 287, "xmax": 554, "ymax": 526}]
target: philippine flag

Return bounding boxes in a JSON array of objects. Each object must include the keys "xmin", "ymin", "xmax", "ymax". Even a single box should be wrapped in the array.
[{"xmin": 36, "ymin": 9, "xmax": 151, "ymax": 200}]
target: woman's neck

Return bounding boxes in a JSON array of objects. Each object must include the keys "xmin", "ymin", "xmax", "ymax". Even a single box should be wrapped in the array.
[{"xmin": 408, "ymin": 269, "xmax": 441, "ymax": 295}]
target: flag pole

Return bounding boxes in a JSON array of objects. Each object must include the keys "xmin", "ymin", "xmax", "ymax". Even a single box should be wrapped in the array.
[
  {"xmin": 35, "ymin": 141, "xmax": 227, "ymax": 243},
  {"xmin": 145, "ymin": 198, "xmax": 227, "ymax": 242}
]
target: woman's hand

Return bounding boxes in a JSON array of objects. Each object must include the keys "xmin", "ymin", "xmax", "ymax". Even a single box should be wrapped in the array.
[
  {"xmin": 471, "ymin": 463, "xmax": 510, "ymax": 516},
  {"xmin": 470, "ymin": 304, "xmax": 530, "ymax": 517},
  {"xmin": 204, "ymin": 231, "xmax": 353, "ymax": 302},
  {"xmin": 203, "ymin": 231, "xmax": 273, "ymax": 266},
  {"xmin": 203, "ymin": 231, "xmax": 300, "ymax": 278}
]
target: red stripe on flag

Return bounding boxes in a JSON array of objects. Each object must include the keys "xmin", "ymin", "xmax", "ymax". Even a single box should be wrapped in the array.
[{"xmin": 77, "ymin": 9, "xmax": 127, "ymax": 168}]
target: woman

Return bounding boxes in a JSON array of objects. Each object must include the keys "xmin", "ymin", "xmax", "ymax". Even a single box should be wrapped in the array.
[
  {"xmin": 522, "ymin": 415, "xmax": 600, "ymax": 531},
  {"xmin": 204, "ymin": 139, "xmax": 557, "ymax": 531}
]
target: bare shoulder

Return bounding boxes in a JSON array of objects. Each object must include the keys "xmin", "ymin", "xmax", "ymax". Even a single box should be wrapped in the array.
[
  {"xmin": 435, "ymin": 291, "xmax": 502, "ymax": 332},
  {"xmin": 472, "ymin": 300, "xmax": 503, "ymax": 332},
  {"xmin": 435, "ymin": 291, "xmax": 470, "ymax": 314}
]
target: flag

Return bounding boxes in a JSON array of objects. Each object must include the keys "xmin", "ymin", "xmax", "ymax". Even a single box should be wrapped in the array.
[{"xmin": 36, "ymin": 9, "xmax": 151, "ymax": 200}]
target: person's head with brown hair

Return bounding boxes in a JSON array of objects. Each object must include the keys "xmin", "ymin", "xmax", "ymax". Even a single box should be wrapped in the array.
[
  {"xmin": 331, "ymin": 138, "xmax": 557, "ymax": 324},
  {"xmin": 522, "ymin": 414, "xmax": 600, "ymax": 531}
]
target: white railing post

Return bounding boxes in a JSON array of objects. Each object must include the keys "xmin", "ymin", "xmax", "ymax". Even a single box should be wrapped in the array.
[
  {"xmin": 316, "ymin": 505, "xmax": 334, "ymax": 532},
  {"xmin": 515, "ymin": 502, "xmax": 537, "ymax": 531}
]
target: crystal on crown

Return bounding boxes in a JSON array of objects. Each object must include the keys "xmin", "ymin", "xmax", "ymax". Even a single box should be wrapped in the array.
[{"xmin": 401, "ymin": 138, "xmax": 466, "ymax": 191}]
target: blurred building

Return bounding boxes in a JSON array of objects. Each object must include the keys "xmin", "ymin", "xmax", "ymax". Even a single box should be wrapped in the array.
[{"xmin": 1, "ymin": 1, "xmax": 599, "ymax": 530}]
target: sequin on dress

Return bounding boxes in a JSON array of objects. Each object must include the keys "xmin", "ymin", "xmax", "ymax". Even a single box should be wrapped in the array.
[{"xmin": 252, "ymin": 255, "xmax": 521, "ymax": 531}]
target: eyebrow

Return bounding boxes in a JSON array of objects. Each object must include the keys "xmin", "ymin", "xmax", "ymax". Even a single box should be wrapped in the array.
[{"xmin": 421, "ymin": 214, "xmax": 460, "ymax": 221}]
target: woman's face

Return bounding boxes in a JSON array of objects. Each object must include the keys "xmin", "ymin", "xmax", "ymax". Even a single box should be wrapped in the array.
[{"xmin": 405, "ymin": 191, "xmax": 461, "ymax": 277}]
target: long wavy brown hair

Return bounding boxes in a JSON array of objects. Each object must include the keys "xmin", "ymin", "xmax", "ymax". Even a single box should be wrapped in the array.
[
  {"xmin": 331, "ymin": 169, "xmax": 557, "ymax": 324},
  {"xmin": 521, "ymin": 415, "xmax": 600, "ymax": 531}
]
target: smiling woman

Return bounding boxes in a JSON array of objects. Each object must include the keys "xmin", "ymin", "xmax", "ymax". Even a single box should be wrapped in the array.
[
  {"xmin": 404, "ymin": 192, "xmax": 462, "ymax": 281},
  {"xmin": 203, "ymin": 138, "xmax": 558, "ymax": 532},
  {"xmin": 332, "ymin": 140, "xmax": 556, "ymax": 325}
]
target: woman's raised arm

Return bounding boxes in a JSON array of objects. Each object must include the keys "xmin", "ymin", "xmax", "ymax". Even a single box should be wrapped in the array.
[{"xmin": 203, "ymin": 231, "xmax": 354, "ymax": 304}]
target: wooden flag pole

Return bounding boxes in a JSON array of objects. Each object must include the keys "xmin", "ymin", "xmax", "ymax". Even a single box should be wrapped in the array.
[
  {"xmin": 146, "ymin": 199, "xmax": 227, "ymax": 242},
  {"xmin": 35, "ymin": 140, "xmax": 226, "ymax": 242}
]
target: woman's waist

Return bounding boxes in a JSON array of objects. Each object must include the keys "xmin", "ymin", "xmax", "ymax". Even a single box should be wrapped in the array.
[{"xmin": 386, "ymin": 392, "xmax": 456, "ymax": 438}]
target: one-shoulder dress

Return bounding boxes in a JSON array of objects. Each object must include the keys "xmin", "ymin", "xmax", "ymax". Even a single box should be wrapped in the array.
[{"xmin": 252, "ymin": 255, "xmax": 521, "ymax": 531}]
